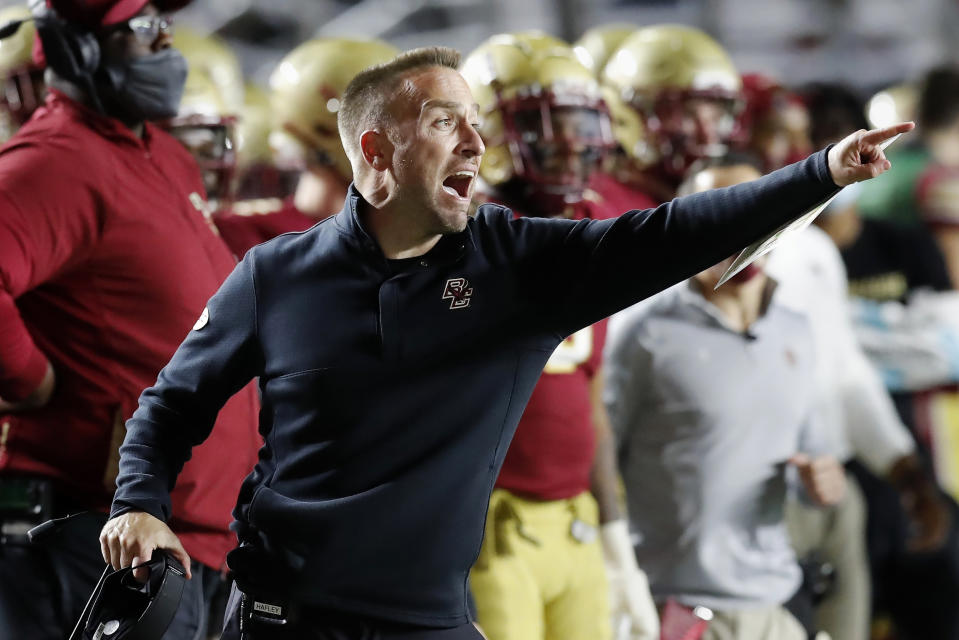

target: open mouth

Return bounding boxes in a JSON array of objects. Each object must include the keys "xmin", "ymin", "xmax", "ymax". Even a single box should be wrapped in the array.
[{"xmin": 442, "ymin": 171, "xmax": 474, "ymax": 199}]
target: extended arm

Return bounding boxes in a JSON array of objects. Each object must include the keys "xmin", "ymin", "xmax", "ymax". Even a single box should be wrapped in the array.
[
  {"xmin": 101, "ymin": 256, "xmax": 263, "ymax": 575},
  {"xmin": 530, "ymin": 125, "xmax": 912, "ymax": 336}
]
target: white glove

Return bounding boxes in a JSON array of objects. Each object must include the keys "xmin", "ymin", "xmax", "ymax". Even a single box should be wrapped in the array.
[{"xmin": 601, "ymin": 520, "xmax": 660, "ymax": 640}]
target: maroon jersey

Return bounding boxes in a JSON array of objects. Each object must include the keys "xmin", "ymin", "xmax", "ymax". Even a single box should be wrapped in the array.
[
  {"xmin": 486, "ymin": 195, "xmax": 604, "ymax": 499},
  {"xmin": 494, "ymin": 175, "xmax": 658, "ymax": 499},
  {"xmin": 0, "ymin": 91, "xmax": 259, "ymax": 569},
  {"xmin": 917, "ymin": 163, "xmax": 959, "ymax": 228},
  {"xmin": 585, "ymin": 171, "xmax": 661, "ymax": 218},
  {"xmin": 214, "ymin": 197, "xmax": 322, "ymax": 258},
  {"xmin": 497, "ymin": 317, "xmax": 608, "ymax": 499}
]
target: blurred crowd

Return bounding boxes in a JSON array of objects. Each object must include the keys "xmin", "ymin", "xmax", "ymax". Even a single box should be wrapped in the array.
[{"xmin": 3, "ymin": 2, "xmax": 959, "ymax": 639}]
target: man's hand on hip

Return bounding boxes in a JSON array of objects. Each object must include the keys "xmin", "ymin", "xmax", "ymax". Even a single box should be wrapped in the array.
[
  {"xmin": 827, "ymin": 122, "xmax": 914, "ymax": 186},
  {"xmin": 99, "ymin": 511, "xmax": 192, "ymax": 581}
]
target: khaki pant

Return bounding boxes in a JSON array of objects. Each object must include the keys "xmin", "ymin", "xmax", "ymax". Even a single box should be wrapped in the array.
[
  {"xmin": 470, "ymin": 489, "xmax": 611, "ymax": 640},
  {"xmin": 703, "ymin": 606, "xmax": 807, "ymax": 640},
  {"xmin": 786, "ymin": 471, "xmax": 870, "ymax": 640}
]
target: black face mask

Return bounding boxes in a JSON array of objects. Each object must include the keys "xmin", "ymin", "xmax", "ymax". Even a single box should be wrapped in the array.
[{"xmin": 99, "ymin": 48, "xmax": 187, "ymax": 122}]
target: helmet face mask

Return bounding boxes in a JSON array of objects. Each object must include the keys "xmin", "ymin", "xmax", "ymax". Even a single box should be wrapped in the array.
[
  {"xmin": 602, "ymin": 25, "xmax": 743, "ymax": 177},
  {"xmin": 166, "ymin": 117, "xmax": 237, "ymax": 201},
  {"xmin": 637, "ymin": 89, "xmax": 740, "ymax": 175},
  {"xmin": 504, "ymin": 96, "xmax": 613, "ymax": 205},
  {"xmin": 0, "ymin": 67, "xmax": 44, "ymax": 141},
  {"xmin": 233, "ymin": 82, "xmax": 299, "ymax": 200},
  {"xmin": 462, "ymin": 34, "xmax": 615, "ymax": 214},
  {"xmin": 0, "ymin": 5, "xmax": 44, "ymax": 142},
  {"xmin": 163, "ymin": 30, "xmax": 243, "ymax": 206}
]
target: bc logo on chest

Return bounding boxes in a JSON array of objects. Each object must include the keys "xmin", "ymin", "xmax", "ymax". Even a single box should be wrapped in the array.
[{"xmin": 442, "ymin": 277, "xmax": 473, "ymax": 310}]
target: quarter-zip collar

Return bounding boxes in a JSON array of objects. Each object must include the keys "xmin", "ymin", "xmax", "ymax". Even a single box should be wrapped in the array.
[
  {"xmin": 333, "ymin": 183, "xmax": 475, "ymax": 267},
  {"xmin": 677, "ymin": 278, "xmax": 780, "ymax": 336}
]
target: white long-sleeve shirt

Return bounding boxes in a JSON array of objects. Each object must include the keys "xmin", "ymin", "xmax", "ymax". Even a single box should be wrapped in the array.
[{"xmin": 766, "ymin": 225, "xmax": 914, "ymax": 474}]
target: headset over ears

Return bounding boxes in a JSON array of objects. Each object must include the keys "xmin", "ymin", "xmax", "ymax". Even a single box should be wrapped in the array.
[{"xmin": 0, "ymin": 0, "xmax": 105, "ymax": 111}]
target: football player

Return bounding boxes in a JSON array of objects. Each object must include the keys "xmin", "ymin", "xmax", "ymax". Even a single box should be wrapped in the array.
[
  {"xmin": 461, "ymin": 32, "xmax": 659, "ymax": 640},
  {"xmin": 736, "ymin": 72, "xmax": 812, "ymax": 172},
  {"xmin": 572, "ymin": 23, "xmax": 636, "ymax": 80},
  {"xmin": 164, "ymin": 28, "xmax": 242, "ymax": 214},
  {"xmin": 0, "ymin": 5, "xmax": 44, "ymax": 143},
  {"xmin": 600, "ymin": 24, "xmax": 742, "ymax": 205},
  {"xmin": 213, "ymin": 37, "xmax": 398, "ymax": 258}
]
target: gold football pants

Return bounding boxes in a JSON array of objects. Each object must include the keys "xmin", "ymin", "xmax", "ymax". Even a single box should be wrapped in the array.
[{"xmin": 470, "ymin": 489, "xmax": 611, "ymax": 640}]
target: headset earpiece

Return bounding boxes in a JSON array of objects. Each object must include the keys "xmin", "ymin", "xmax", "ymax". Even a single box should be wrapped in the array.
[
  {"xmin": 69, "ymin": 25, "xmax": 100, "ymax": 74},
  {"xmin": 29, "ymin": 2, "xmax": 104, "ymax": 111},
  {"xmin": 34, "ymin": 16, "xmax": 100, "ymax": 77}
]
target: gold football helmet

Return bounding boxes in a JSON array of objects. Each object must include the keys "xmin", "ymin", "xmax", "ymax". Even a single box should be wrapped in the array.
[
  {"xmin": 167, "ymin": 69, "xmax": 237, "ymax": 203},
  {"xmin": 602, "ymin": 24, "xmax": 741, "ymax": 175},
  {"xmin": 572, "ymin": 24, "xmax": 637, "ymax": 77},
  {"xmin": 268, "ymin": 37, "xmax": 398, "ymax": 180},
  {"xmin": 491, "ymin": 30, "xmax": 569, "ymax": 55},
  {"xmin": 0, "ymin": 5, "xmax": 43, "ymax": 142},
  {"xmin": 233, "ymin": 83, "xmax": 298, "ymax": 200},
  {"xmin": 165, "ymin": 30, "xmax": 243, "ymax": 204},
  {"xmin": 235, "ymin": 83, "xmax": 271, "ymax": 172},
  {"xmin": 738, "ymin": 72, "xmax": 811, "ymax": 171},
  {"xmin": 460, "ymin": 33, "xmax": 614, "ymax": 212},
  {"xmin": 171, "ymin": 27, "xmax": 244, "ymax": 115}
]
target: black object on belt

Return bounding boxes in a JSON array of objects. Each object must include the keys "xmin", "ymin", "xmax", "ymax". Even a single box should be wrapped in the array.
[{"xmin": 0, "ymin": 476, "xmax": 53, "ymax": 544}]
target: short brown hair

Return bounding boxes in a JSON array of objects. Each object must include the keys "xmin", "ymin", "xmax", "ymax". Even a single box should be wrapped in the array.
[{"xmin": 338, "ymin": 46, "xmax": 462, "ymax": 168}]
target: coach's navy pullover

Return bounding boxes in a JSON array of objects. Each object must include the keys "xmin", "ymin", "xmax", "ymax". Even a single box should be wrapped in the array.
[{"xmin": 112, "ymin": 150, "xmax": 837, "ymax": 626}]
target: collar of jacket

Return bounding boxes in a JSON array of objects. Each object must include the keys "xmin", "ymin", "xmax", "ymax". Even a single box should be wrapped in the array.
[{"xmin": 333, "ymin": 183, "xmax": 476, "ymax": 267}]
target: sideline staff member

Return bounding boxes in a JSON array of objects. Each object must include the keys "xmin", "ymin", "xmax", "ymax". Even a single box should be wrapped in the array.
[
  {"xmin": 0, "ymin": 1, "xmax": 258, "ymax": 638},
  {"xmin": 101, "ymin": 47, "xmax": 910, "ymax": 638}
]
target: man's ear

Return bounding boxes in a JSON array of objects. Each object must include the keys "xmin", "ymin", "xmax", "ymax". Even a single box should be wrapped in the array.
[{"xmin": 360, "ymin": 130, "xmax": 392, "ymax": 172}]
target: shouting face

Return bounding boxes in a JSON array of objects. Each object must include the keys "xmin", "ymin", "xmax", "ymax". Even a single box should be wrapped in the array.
[{"xmin": 385, "ymin": 66, "xmax": 485, "ymax": 234}]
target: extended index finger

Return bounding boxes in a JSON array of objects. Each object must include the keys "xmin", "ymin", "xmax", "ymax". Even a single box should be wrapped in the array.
[{"xmin": 862, "ymin": 121, "xmax": 915, "ymax": 145}]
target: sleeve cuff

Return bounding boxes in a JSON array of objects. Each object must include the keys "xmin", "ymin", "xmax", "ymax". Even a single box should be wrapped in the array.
[
  {"xmin": 110, "ymin": 498, "xmax": 168, "ymax": 523},
  {"xmin": 817, "ymin": 144, "xmax": 836, "ymax": 186}
]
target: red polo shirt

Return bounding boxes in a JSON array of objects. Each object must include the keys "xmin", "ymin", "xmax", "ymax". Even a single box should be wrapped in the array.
[{"xmin": 0, "ymin": 91, "xmax": 259, "ymax": 569}]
